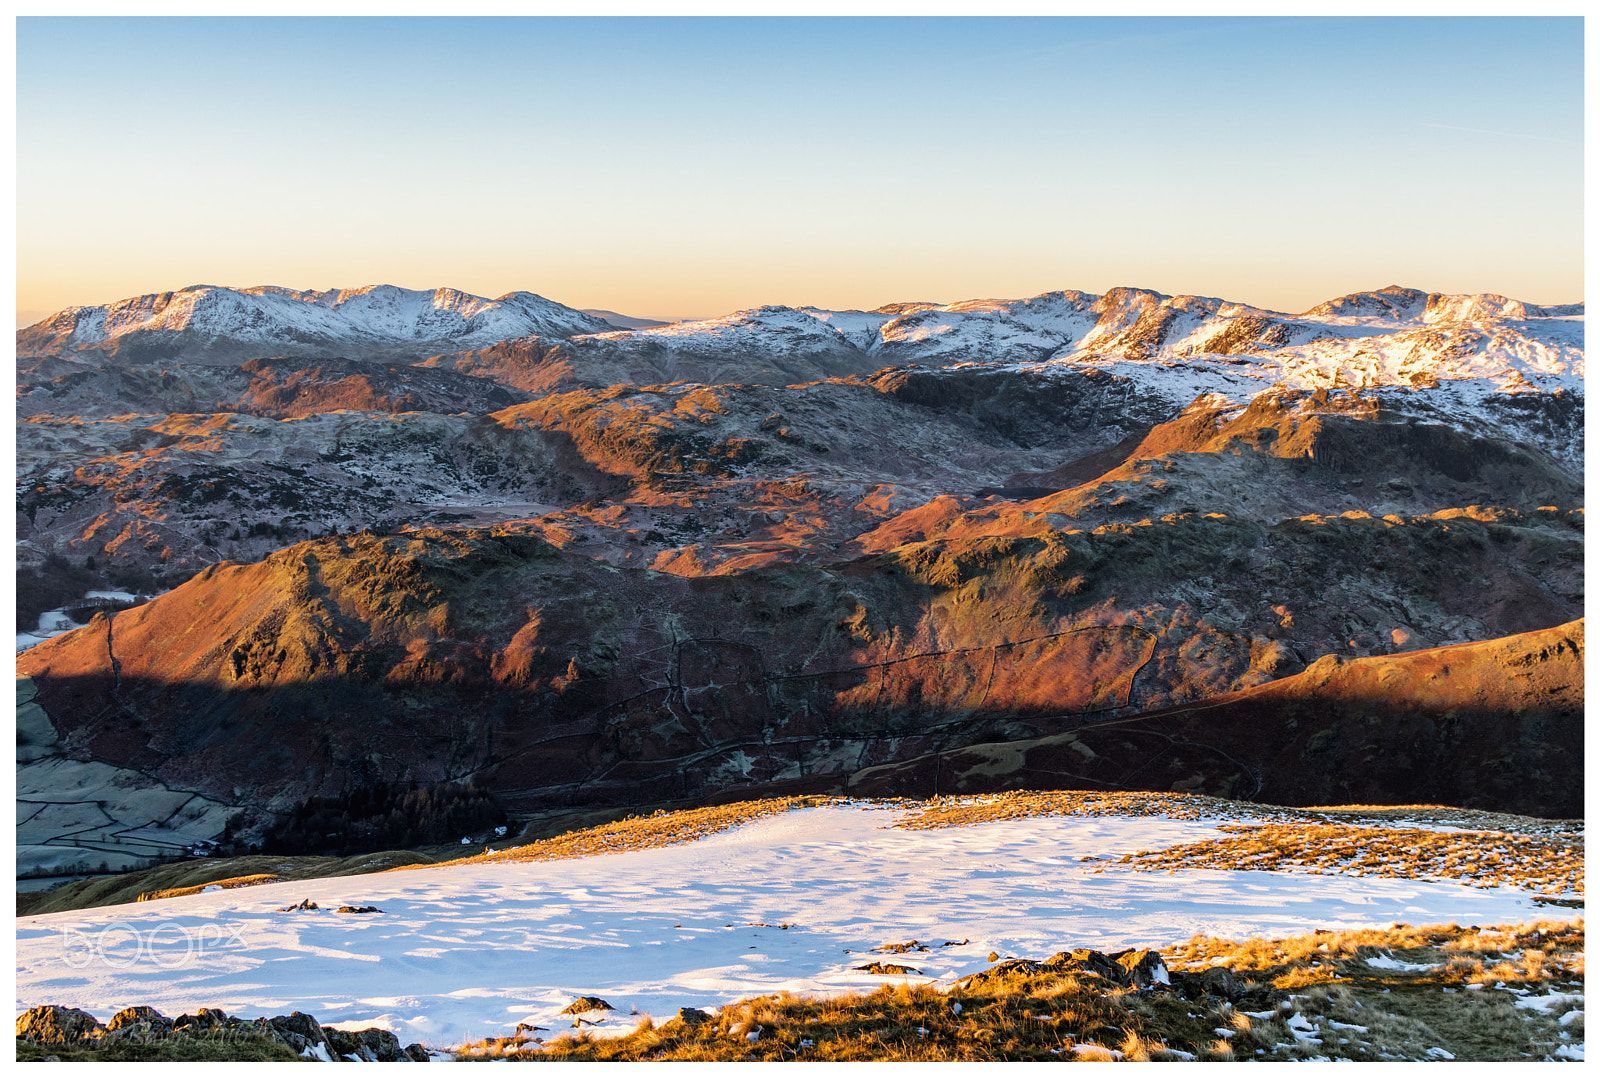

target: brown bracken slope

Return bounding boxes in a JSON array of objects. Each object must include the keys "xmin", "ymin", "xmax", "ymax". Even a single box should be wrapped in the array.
[{"xmin": 841, "ymin": 620, "xmax": 1584, "ymax": 818}]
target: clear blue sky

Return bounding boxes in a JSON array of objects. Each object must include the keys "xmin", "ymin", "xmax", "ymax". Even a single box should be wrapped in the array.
[{"xmin": 17, "ymin": 16, "xmax": 1584, "ymax": 323}]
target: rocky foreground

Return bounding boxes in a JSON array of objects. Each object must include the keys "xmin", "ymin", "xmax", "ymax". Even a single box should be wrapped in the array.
[
  {"xmin": 21, "ymin": 919, "xmax": 1584, "ymax": 1062},
  {"xmin": 16, "ymin": 1003, "xmax": 431, "ymax": 1062}
]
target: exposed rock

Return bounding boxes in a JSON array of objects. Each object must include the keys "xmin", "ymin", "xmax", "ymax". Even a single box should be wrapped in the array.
[
  {"xmin": 172, "ymin": 1007, "xmax": 229, "ymax": 1032},
  {"xmin": 1111, "ymin": 949, "xmax": 1169, "ymax": 989},
  {"xmin": 16, "ymin": 1005, "xmax": 106, "ymax": 1046},
  {"xmin": 267, "ymin": 1010, "xmax": 330, "ymax": 1053},
  {"xmin": 17, "ymin": 355, "xmax": 530, "ymax": 420},
  {"xmin": 23, "ymin": 1001, "xmax": 427, "ymax": 1061},
  {"xmin": 325, "ymin": 1026, "xmax": 404, "ymax": 1062},
  {"xmin": 854, "ymin": 962, "xmax": 921, "ymax": 975},
  {"xmin": 958, "ymin": 945, "xmax": 1282, "ymax": 1010},
  {"xmin": 105, "ymin": 1005, "xmax": 172, "ymax": 1034},
  {"xmin": 559, "ymin": 997, "xmax": 615, "ymax": 1014}
]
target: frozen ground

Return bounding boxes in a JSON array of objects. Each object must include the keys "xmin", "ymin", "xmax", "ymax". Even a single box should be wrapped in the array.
[{"xmin": 14, "ymin": 804, "xmax": 1576, "ymax": 1049}]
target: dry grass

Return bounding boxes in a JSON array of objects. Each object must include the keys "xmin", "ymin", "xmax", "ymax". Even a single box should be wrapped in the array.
[
  {"xmin": 136, "ymin": 873, "xmax": 279, "ymax": 902},
  {"xmin": 892, "ymin": 791, "xmax": 1580, "ymax": 898},
  {"xmin": 892, "ymin": 789, "xmax": 1278, "ymax": 829},
  {"xmin": 1123, "ymin": 823, "xmax": 1583, "ymax": 898},
  {"xmin": 14, "ymin": 1031, "xmax": 303, "ymax": 1062},
  {"xmin": 19, "ymin": 850, "xmax": 439, "ymax": 915},
  {"xmin": 1164, "ymin": 921, "xmax": 1585, "ymax": 1061},
  {"xmin": 1304, "ymin": 805, "xmax": 1580, "ymax": 840},
  {"xmin": 893, "ymin": 790, "xmax": 1579, "ymax": 840},
  {"xmin": 1165, "ymin": 919, "xmax": 1584, "ymax": 989},
  {"xmin": 456, "ymin": 973, "xmax": 1240, "ymax": 1062},
  {"xmin": 408, "ymin": 795, "xmax": 850, "ymax": 871},
  {"xmin": 455, "ymin": 921, "xmax": 1583, "ymax": 1062}
]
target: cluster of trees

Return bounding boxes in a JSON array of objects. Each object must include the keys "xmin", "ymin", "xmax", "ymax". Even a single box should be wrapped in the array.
[
  {"xmin": 17, "ymin": 554, "xmax": 170, "ymax": 631},
  {"xmin": 16, "ymin": 554, "xmax": 103, "ymax": 630},
  {"xmin": 260, "ymin": 781, "xmax": 509, "ymax": 856}
]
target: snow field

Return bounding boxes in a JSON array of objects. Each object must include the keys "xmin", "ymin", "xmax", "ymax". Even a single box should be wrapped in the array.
[{"xmin": 15, "ymin": 805, "xmax": 1576, "ymax": 1048}]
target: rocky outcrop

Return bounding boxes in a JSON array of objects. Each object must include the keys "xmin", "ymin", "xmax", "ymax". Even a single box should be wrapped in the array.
[
  {"xmin": 22, "ymin": 370, "xmax": 1577, "ymax": 590},
  {"xmin": 16, "ymin": 1005, "xmax": 105, "ymax": 1046},
  {"xmin": 15, "ymin": 1003, "xmax": 429, "ymax": 1061},
  {"xmin": 16, "ymin": 367, "xmax": 1167, "ymax": 581}
]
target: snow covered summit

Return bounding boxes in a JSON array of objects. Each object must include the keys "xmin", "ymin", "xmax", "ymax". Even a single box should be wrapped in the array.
[{"xmin": 17, "ymin": 283, "xmax": 615, "ymax": 363}]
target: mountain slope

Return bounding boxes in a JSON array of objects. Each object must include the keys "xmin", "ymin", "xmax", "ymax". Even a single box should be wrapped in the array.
[
  {"xmin": 845, "ymin": 620, "xmax": 1585, "ymax": 818},
  {"xmin": 16, "ymin": 504, "xmax": 1581, "ymax": 817}
]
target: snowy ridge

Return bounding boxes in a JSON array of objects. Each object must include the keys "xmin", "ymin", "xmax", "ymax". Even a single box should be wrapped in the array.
[
  {"xmin": 24, "ymin": 281, "xmax": 1582, "ymax": 390},
  {"xmin": 20, "ymin": 283, "xmax": 1582, "ymax": 439},
  {"xmin": 592, "ymin": 304, "xmax": 861, "ymax": 355},
  {"xmin": 19, "ymin": 284, "xmax": 613, "ymax": 358},
  {"xmin": 595, "ymin": 284, "xmax": 1581, "ymax": 401}
]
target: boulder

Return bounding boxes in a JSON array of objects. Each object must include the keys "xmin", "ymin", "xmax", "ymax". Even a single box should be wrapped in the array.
[
  {"xmin": 1198, "ymin": 966, "xmax": 1240, "ymax": 998},
  {"xmin": 324, "ymin": 1027, "xmax": 400, "ymax": 1061},
  {"xmin": 17, "ymin": 1005, "xmax": 106, "ymax": 1046},
  {"xmin": 172, "ymin": 1007, "xmax": 228, "ymax": 1032},
  {"xmin": 106, "ymin": 1005, "xmax": 172, "ymax": 1034},
  {"xmin": 353, "ymin": 1027, "xmax": 404, "ymax": 1062},
  {"xmin": 268, "ymin": 1010, "xmax": 329, "ymax": 1054},
  {"xmin": 1110, "ymin": 948, "xmax": 1169, "ymax": 988}
]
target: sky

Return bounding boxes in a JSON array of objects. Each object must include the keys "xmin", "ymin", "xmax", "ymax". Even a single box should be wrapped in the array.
[{"xmin": 15, "ymin": 15, "xmax": 1585, "ymax": 325}]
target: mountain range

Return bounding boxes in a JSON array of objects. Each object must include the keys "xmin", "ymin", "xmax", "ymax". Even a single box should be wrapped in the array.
[{"xmin": 15, "ymin": 280, "xmax": 1584, "ymax": 874}]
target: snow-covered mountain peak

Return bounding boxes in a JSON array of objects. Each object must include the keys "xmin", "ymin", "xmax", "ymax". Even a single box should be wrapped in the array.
[
  {"xmin": 1300, "ymin": 286, "xmax": 1579, "ymax": 327},
  {"xmin": 1300, "ymin": 285, "xmax": 1431, "ymax": 322},
  {"xmin": 18, "ymin": 284, "xmax": 614, "ymax": 362}
]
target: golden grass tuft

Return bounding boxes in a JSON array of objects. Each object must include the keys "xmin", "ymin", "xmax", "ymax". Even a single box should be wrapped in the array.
[
  {"xmin": 136, "ymin": 873, "xmax": 280, "ymax": 902},
  {"xmin": 892, "ymin": 789, "xmax": 1262, "ymax": 829},
  {"xmin": 894, "ymin": 790, "xmax": 1578, "ymax": 841},
  {"xmin": 1122, "ymin": 823, "xmax": 1582, "ymax": 897}
]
